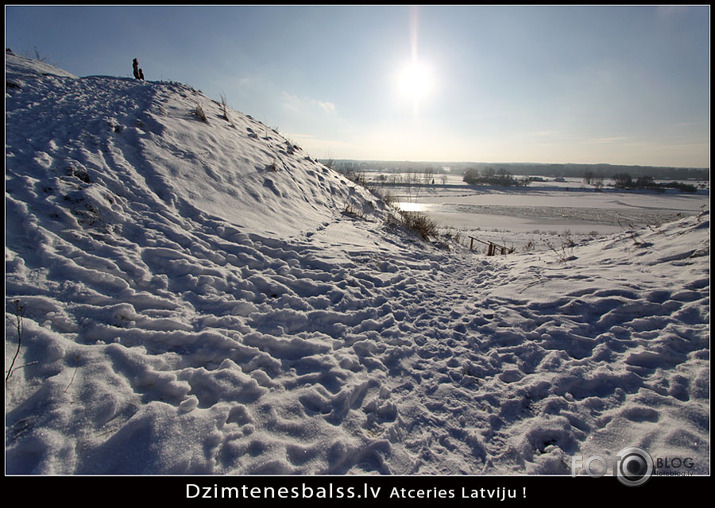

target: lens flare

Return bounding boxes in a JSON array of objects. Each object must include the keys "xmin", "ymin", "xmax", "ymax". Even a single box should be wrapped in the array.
[{"xmin": 397, "ymin": 6, "xmax": 434, "ymax": 118}]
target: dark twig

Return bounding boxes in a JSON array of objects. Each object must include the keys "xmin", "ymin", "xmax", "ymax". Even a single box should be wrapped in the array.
[{"xmin": 6, "ymin": 300, "xmax": 26, "ymax": 382}]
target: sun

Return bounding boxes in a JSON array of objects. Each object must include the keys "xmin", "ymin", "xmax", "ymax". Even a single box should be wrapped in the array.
[{"xmin": 397, "ymin": 60, "xmax": 434, "ymax": 101}]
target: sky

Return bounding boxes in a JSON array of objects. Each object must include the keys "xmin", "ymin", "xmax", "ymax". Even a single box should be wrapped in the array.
[{"xmin": 5, "ymin": 5, "xmax": 711, "ymax": 168}]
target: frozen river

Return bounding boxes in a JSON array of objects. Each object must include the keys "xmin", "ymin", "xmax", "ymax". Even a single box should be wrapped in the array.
[{"xmin": 391, "ymin": 177, "xmax": 709, "ymax": 235}]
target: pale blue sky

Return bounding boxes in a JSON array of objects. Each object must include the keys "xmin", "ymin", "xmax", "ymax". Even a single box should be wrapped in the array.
[{"xmin": 5, "ymin": 5, "xmax": 710, "ymax": 167}]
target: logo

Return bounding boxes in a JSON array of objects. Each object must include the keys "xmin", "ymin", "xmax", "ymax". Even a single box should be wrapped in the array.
[
  {"xmin": 614, "ymin": 447, "xmax": 653, "ymax": 487},
  {"xmin": 572, "ymin": 447, "xmax": 654, "ymax": 487}
]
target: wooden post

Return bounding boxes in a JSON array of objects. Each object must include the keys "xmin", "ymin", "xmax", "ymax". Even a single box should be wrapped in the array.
[{"xmin": 469, "ymin": 235, "xmax": 510, "ymax": 256}]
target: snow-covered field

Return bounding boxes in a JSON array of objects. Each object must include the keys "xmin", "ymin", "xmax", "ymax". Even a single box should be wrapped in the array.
[{"xmin": 5, "ymin": 54, "xmax": 710, "ymax": 477}]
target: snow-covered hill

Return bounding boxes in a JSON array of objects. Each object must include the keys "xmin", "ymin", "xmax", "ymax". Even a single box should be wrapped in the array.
[{"xmin": 5, "ymin": 53, "xmax": 710, "ymax": 476}]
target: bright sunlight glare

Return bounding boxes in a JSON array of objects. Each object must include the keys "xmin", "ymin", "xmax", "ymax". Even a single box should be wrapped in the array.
[{"xmin": 397, "ymin": 60, "xmax": 434, "ymax": 100}]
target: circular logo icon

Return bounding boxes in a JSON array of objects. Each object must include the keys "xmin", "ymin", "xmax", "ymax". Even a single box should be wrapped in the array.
[{"xmin": 616, "ymin": 447, "xmax": 653, "ymax": 486}]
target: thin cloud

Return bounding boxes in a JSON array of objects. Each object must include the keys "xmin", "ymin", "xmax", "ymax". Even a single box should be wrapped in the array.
[
  {"xmin": 282, "ymin": 91, "xmax": 336, "ymax": 116},
  {"xmin": 585, "ymin": 136, "xmax": 630, "ymax": 144}
]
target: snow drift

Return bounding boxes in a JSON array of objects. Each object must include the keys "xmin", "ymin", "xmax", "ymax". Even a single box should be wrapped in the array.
[{"xmin": 5, "ymin": 54, "xmax": 710, "ymax": 476}]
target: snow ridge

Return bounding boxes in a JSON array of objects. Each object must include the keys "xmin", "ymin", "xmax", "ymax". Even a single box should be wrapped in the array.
[{"xmin": 5, "ymin": 54, "xmax": 710, "ymax": 475}]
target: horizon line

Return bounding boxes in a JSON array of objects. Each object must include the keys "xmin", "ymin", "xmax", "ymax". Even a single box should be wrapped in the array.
[{"xmin": 323, "ymin": 159, "xmax": 710, "ymax": 171}]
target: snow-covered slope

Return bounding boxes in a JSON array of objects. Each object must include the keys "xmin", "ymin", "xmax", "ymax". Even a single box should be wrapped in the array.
[{"xmin": 5, "ymin": 54, "xmax": 710, "ymax": 476}]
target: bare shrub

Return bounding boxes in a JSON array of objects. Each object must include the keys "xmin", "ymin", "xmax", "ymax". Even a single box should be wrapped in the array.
[
  {"xmin": 544, "ymin": 238, "xmax": 576, "ymax": 262},
  {"xmin": 219, "ymin": 93, "xmax": 230, "ymax": 122},
  {"xmin": 193, "ymin": 102, "xmax": 208, "ymax": 123},
  {"xmin": 398, "ymin": 211, "xmax": 438, "ymax": 240},
  {"xmin": 380, "ymin": 189, "xmax": 398, "ymax": 209}
]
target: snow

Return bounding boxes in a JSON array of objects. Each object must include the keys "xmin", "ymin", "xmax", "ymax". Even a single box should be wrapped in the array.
[{"xmin": 5, "ymin": 53, "xmax": 710, "ymax": 477}]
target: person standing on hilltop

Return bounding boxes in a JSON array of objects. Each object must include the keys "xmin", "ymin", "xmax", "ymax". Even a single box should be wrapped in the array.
[{"xmin": 132, "ymin": 58, "xmax": 144, "ymax": 80}]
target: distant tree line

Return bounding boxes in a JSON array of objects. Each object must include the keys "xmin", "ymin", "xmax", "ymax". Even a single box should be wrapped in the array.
[
  {"xmin": 463, "ymin": 167, "xmax": 530, "ymax": 187},
  {"xmin": 466, "ymin": 162, "xmax": 709, "ymax": 182},
  {"xmin": 611, "ymin": 173, "xmax": 699, "ymax": 193},
  {"xmin": 329, "ymin": 160, "xmax": 709, "ymax": 182},
  {"xmin": 583, "ymin": 171, "xmax": 606, "ymax": 190}
]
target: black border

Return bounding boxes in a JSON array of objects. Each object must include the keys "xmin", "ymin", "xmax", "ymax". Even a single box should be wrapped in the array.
[{"xmin": 3, "ymin": 473, "xmax": 708, "ymax": 504}]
